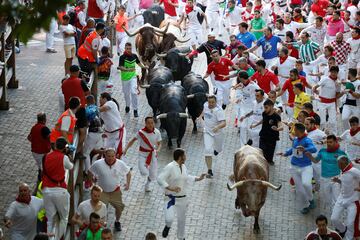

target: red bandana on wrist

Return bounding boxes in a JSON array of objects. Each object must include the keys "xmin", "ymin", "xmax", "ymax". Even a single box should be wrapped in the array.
[
  {"xmin": 16, "ymin": 194, "xmax": 31, "ymax": 205},
  {"xmin": 327, "ymin": 143, "xmax": 340, "ymax": 152},
  {"xmin": 350, "ymin": 127, "xmax": 360, "ymax": 136},
  {"xmin": 185, "ymin": 4, "xmax": 193, "ymax": 14},
  {"xmin": 342, "ymin": 162, "xmax": 353, "ymax": 173}
]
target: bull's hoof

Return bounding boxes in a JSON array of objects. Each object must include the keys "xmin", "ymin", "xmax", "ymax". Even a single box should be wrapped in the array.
[
  {"xmin": 168, "ymin": 145, "xmax": 173, "ymax": 150},
  {"xmin": 253, "ymin": 227, "xmax": 260, "ymax": 234},
  {"xmin": 192, "ymin": 128, "xmax": 197, "ymax": 134}
]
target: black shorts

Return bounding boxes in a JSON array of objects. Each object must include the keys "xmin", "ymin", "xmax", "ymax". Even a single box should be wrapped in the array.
[{"xmin": 75, "ymin": 107, "xmax": 88, "ymax": 128}]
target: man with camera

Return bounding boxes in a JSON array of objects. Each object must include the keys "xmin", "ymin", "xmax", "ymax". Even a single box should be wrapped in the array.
[{"xmin": 42, "ymin": 137, "xmax": 74, "ymax": 240}]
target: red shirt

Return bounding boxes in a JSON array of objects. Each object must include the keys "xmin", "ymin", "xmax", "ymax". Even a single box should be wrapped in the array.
[
  {"xmin": 161, "ymin": 0, "xmax": 178, "ymax": 16},
  {"xmin": 311, "ymin": 0, "xmax": 329, "ymax": 17},
  {"xmin": 282, "ymin": 76, "xmax": 308, "ymax": 106},
  {"xmin": 207, "ymin": 58, "xmax": 234, "ymax": 81},
  {"xmin": 250, "ymin": 70, "xmax": 279, "ymax": 93}
]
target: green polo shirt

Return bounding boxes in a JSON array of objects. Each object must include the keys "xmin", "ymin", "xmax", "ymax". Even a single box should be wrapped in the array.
[
  {"xmin": 250, "ymin": 17, "xmax": 266, "ymax": 40},
  {"xmin": 119, "ymin": 53, "xmax": 140, "ymax": 81}
]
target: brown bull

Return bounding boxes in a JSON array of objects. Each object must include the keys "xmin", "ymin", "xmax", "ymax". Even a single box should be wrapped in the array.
[
  {"xmin": 227, "ymin": 145, "xmax": 282, "ymax": 233},
  {"xmin": 158, "ymin": 19, "xmax": 190, "ymax": 53}
]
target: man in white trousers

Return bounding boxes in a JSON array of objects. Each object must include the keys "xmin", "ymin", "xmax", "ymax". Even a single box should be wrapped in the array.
[
  {"xmin": 331, "ymin": 155, "xmax": 360, "ymax": 240},
  {"xmin": 46, "ymin": 18, "xmax": 58, "ymax": 53},
  {"xmin": 206, "ymin": 0, "xmax": 223, "ymax": 36},
  {"xmin": 312, "ymin": 66, "xmax": 341, "ymax": 135},
  {"xmin": 203, "ymin": 49, "xmax": 239, "ymax": 109},
  {"xmin": 99, "ymin": 92, "xmax": 126, "ymax": 157},
  {"xmin": 202, "ymin": 95, "xmax": 226, "ymax": 178},
  {"xmin": 233, "ymin": 71, "xmax": 260, "ymax": 146},
  {"xmin": 123, "ymin": 117, "xmax": 162, "ymax": 192},
  {"xmin": 157, "ymin": 148, "xmax": 207, "ymax": 240}
]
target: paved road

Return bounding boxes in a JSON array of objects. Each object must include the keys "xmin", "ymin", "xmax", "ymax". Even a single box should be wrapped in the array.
[{"xmin": 0, "ymin": 32, "xmax": 333, "ymax": 240}]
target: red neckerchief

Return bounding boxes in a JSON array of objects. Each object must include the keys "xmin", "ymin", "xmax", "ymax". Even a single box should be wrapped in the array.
[
  {"xmin": 307, "ymin": 127, "xmax": 317, "ymax": 133},
  {"xmin": 265, "ymin": 34, "xmax": 273, "ymax": 40},
  {"xmin": 330, "ymin": 17, "xmax": 341, "ymax": 22},
  {"xmin": 16, "ymin": 194, "xmax": 31, "ymax": 205},
  {"xmin": 89, "ymin": 224, "xmax": 102, "ymax": 234},
  {"xmin": 243, "ymin": 79, "xmax": 251, "ymax": 86},
  {"xmin": 298, "ymin": 133, "xmax": 308, "ymax": 141},
  {"xmin": 350, "ymin": 127, "xmax": 360, "ymax": 136},
  {"xmin": 254, "ymin": 5, "xmax": 262, "ymax": 11},
  {"xmin": 105, "ymin": 159, "xmax": 116, "ymax": 168},
  {"xmin": 293, "ymin": 15, "xmax": 303, "ymax": 22},
  {"xmin": 124, "ymin": 51, "xmax": 132, "ymax": 56},
  {"xmin": 329, "ymin": 75, "xmax": 337, "ymax": 81},
  {"xmin": 185, "ymin": 4, "xmax": 193, "ymax": 14},
  {"xmin": 279, "ymin": 56, "xmax": 288, "ymax": 64},
  {"xmin": 353, "ymin": 35, "xmax": 360, "ymax": 40},
  {"xmin": 327, "ymin": 143, "xmax": 340, "ymax": 152},
  {"xmin": 142, "ymin": 127, "xmax": 154, "ymax": 134},
  {"xmin": 342, "ymin": 162, "xmax": 353, "ymax": 173},
  {"xmin": 309, "ymin": 111, "xmax": 316, "ymax": 117}
]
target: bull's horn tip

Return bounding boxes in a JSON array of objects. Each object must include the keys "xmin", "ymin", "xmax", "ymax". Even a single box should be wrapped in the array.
[
  {"xmin": 276, "ymin": 184, "xmax": 282, "ymax": 191},
  {"xmin": 226, "ymin": 183, "xmax": 232, "ymax": 191}
]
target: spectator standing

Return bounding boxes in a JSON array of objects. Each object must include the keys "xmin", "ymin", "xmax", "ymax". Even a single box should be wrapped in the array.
[
  {"xmin": 79, "ymin": 18, "xmax": 96, "ymax": 47},
  {"xmin": 89, "ymin": 148, "xmax": 132, "ymax": 232},
  {"xmin": 4, "ymin": 183, "xmax": 43, "ymax": 240},
  {"xmin": 27, "ymin": 113, "xmax": 51, "ymax": 179},
  {"xmin": 305, "ymin": 215, "xmax": 342, "ymax": 240},
  {"xmin": 61, "ymin": 15, "xmax": 77, "ymax": 76},
  {"xmin": 78, "ymin": 213, "xmax": 103, "ymax": 240},
  {"xmin": 97, "ymin": 46, "xmax": 114, "ymax": 95},
  {"xmin": 45, "ymin": 18, "xmax": 58, "ymax": 53}
]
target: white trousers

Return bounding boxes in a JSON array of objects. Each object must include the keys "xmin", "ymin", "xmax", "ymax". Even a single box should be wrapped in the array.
[
  {"xmin": 290, "ymin": 165, "xmax": 313, "ymax": 209},
  {"xmin": 264, "ymin": 58, "xmax": 278, "ymax": 70},
  {"xmin": 238, "ymin": 106, "xmax": 252, "ymax": 146},
  {"xmin": 312, "ymin": 162, "xmax": 321, "ymax": 191},
  {"xmin": 342, "ymin": 104, "xmax": 359, "ymax": 124},
  {"xmin": 331, "ymin": 200, "xmax": 358, "ymax": 240},
  {"xmin": 46, "ymin": 18, "xmax": 58, "ymax": 50},
  {"xmin": 98, "ymin": 79, "xmax": 113, "ymax": 95},
  {"xmin": 121, "ymin": 77, "xmax": 138, "ymax": 110},
  {"xmin": 83, "ymin": 132, "xmax": 102, "ymax": 171},
  {"xmin": 204, "ymin": 132, "xmax": 224, "ymax": 156},
  {"xmin": 43, "ymin": 188, "xmax": 70, "ymax": 240},
  {"xmin": 32, "ymin": 152, "xmax": 44, "ymax": 170},
  {"xmin": 187, "ymin": 28, "xmax": 203, "ymax": 47},
  {"xmin": 303, "ymin": 64, "xmax": 317, "ymax": 92},
  {"xmin": 318, "ymin": 101, "xmax": 337, "ymax": 135},
  {"xmin": 248, "ymin": 124, "xmax": 261, "ymax": 148},
  {"xmin": 116, "ymin": 32, "xmax": 129, "ymax": 55},
  {"xmin": 214, "ymin": 79, "xmax": 232, "ymax": 106},
  {"xmin": 138, "ymin": 154, "xmax": 158, "ymax": 181},
  {"xmin": 164, "ymin": 196, "xmax": 188, "ymax": 240},
  {"xmin": 206, "ymin": 11, "xmax": 221, "ymax": 35},
  {"xmin": 104, "ymin": 128, "xmax": 127, "ymax": 154},
  {"xmin": 321, "ymin": 177, "xmax": 340, "ymax": 209},
  {"xmin": 338, "ymin": 64, "xmax": 348, "ymax": 82}
]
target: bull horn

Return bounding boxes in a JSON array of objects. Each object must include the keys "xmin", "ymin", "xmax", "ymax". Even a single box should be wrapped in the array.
[
  {"xmin": 261, "ymin": 181, "xmax": 282, "ymax": 191},
  {"xmin": 153, "ymin": 22, "xmax": 170, "ymax": 34},
  {"xmin": 140, "ymin": 84, "xmax": 150, "ymax": 88},
  {"xmin": 157, "ymin": 113, "xmax": 168, "ymax": 119},
  {"xmin": 227, "ymin": 181, "xmax": 245, "ymax": 191},
  {"xmin": 179, "ymin": 113, "xmax": 188, "ymax": 118},
  {"xmin": 175, "ymin": 37, "xmax": 191, "ymax": 43},
  {"xmin": 186, "ymin": 94, "xmax": 195, "ymax": 99},
  {"xmin": 156, "ymin": 53, "xmax": 167, "ymax": 58}
]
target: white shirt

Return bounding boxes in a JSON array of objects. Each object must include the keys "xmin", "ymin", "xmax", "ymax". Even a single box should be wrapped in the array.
[
  {"xmin": 250, "ymin": 99, "xmax": 265, "ymax": 124},
  {"xmin": 203, "ymin": 102, "xmax": 226, "ymax": 136},
  {"xmin": 184, "ymin": 7, "xmax": 204, "ymax": 30},
  {"xmin": 236, "ymin": 81, "xmax": 260, "ymax": 107},
  {"xmin": 284, "ymin": 21, "xmax": 310, "ymax": 37},
  {"xmin": 89, "ymin": 159, "xmax": 130, "ymax": 192},
  {"xmin": 273, "ymin": 56, "xmax": 296, "ymax": 83},
  {"xmin": 225, "ymin": 6, "xmax": 244, "ymax": 26},
  {"xmin": 5, "ymin": 197, "xmax": 43, "ymax": 240},
  {"xmin": 347, "ymin": 37, "xmax": 360, "ymax": 60},
  {"xmin": 337, "ymin": 167, "xmax": 360, "ymax": 205},
  {"xmin": 274, "ymin": 28, "xmax": 288, "ymax": 42},
  {"xmin": 137, "ymin": 128, "xmax": 162, "ymax": 157},
  {"xmin": 61, "ymin": 24, "xmax": 76, "ymax": 45},
  {"xmin": 206, "ymin": 0, "xmax": 220, "ymax": 12},
  {"xmin": 96, "ymin": 0, "xmax": 108, "ymax": 13},
  {"xmin": 318, "ymin": 76, "xmax": 341, "ymax": 99},
  {"xmin": 99, "ymin": 37, "xmax": 111, "ymax": 51},
  {"xmin": 100, "ymin": 100, "xmax": 123, "ymax": 132},
  {"xmin": 307, "ymin": 128, "xmax": 326, "ymax": 153},
  {"xmin": 232, "ymin": 53, "xmax": 259, "ymax": 64},
  {"xmin": 300, "ymin": 25, "xmax": 327, "ymax": 47},
  {"xmin": 77, "ymin": 11, "xmax": 87, "ymax": 28},
  {"xmin": 347, "ymin": 5, "xmax": 358, "ymax": 22},
  {"xmin": 76, "ymin": 199, "xmax": 107, "ymax": 224},
  {"xmin": 340, "ymin": 130, "xmax": 360, "ymax": 161},
  {"xmin": 310, "ymin": 54, "xmax": 328, "ymax": 76},
  {"xmin": 60, "ymin": 109, "xmax": 76, "ymax": 132},
  {"xmin": 157, "ymin": 161, "xmax": 196, "ymax": 196}
]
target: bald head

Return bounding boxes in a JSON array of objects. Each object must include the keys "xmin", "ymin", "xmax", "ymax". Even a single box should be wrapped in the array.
[
  {"xmin": 18, "ymin": 183, "xmax": 30, "ymax": 196},
  {"xmin": 336, "ymin": 32, "xmax": 343, "ymax": 42}
]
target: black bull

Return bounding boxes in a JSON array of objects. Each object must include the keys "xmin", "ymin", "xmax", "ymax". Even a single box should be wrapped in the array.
[{"xmin": 142, "ymin": 4, "xmax": 165, "ymax": 28}]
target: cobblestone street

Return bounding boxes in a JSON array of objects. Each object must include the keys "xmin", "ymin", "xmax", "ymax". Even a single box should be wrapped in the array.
[{"xmin": 0, "ymin": 33, "xmax": 334, "ymax": 240}]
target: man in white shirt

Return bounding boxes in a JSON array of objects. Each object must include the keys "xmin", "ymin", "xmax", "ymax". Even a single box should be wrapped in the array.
[
  {"xmin": 4, "ymin": 183, "xmax": 43, "ymax": 240},
  {"xmin": 157, "ymin": 148, "xmax": 207, "ymax": 239},
  {"xmin": 224, "ymin": 0, "xmax": 244, "ymax": 34},
  {"xmin": 61, "ymin": 14, "xmax": 77, "ymax": 76},
  {"xmin": 206, "ymin": 0, "xmax": 223, "ymax": 36},
  {"xmin": 99, "ymin": 92, "xmax": 126, "ymax": 157},
  {"xmin": 274, "ymin": 19, "xmax": 288, "ymax": 41},
  {"xmin": 331, "ymin": 155, "xmax": 360, "ymax": 239},
  {"xmin": 284, "ymin": 12, "xmax": 310, "ymax": 36},
  {"xmin": 202, "ymin": 95, "xmax": 226, "ymax": 178},
  {"xmin": 300, "ymin": 16, "xmax": 327, "ymax": 49},
  {"xmin": 347, "ymin": 29, "xmax": 360, "ymax": 76},
  {"xmin": 89, "ymin": 148, "xmax": 131, "ymax": 232},
  {"xmin": 312, "ymin": 66, "xmax": 341, "ymax": 135},
  {"xmin": 71, "ymin": 185, "xmax": 107, "ymax": 227},
  {"xmin": 340, "ymin": 116, "xmax": 360, "ymax": 163},
  {"xmin": 123, "ymin": 117, "xmax": 162, "ymax": 192}
]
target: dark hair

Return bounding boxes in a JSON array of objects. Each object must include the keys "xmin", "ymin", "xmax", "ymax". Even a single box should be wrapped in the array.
[
  {"xmin": 34, "ymin": 234, "xmax": 49, "ymax": 240},
  {"xmin": 86, "ymin": 95, "xmax": 95, "ymax": 103},
  {"xmin": 299, "ymin": 110, "xmax": 309, "ymax": 118},
  {"xmin": 324, "ymin": 45, "xmax": 334, "ymax": 53},
  {"xmin": 328, "ymin": 56, "xmax": 336, "ymax": 62},
  {"xmin": 326, "ymin": 134, "xmax": 337, "ymax": 141},
  {"xmin": 229, "ymin": 0, "xmax": 236, "ymax": 3},
  {"xmin": 119, "ymin": 4, "xmax": 126, "ymax": 10},
  {"xmin": 173, "ymin": 148, "xmax": 185, "ymax": 161},
  {"xmin": 95, "ymin": 22, "xmax": 106, "ymax": 31},
  {"xmin": 290, "ymin": 68, "xmax": 299, "ymax": 76},
  {"xmin": 246, "ymin": 1, "xmax": 253, "ymax": 6},
  {"xmin": 350, "ymin": 116, "xmax": 359, "ymax": 124},
  {"xmin": 70, "ymin": 65, "xmax": 80, "ymax": 73},
  {"xmin": 55, "ymin": 137, "xmax": 68, "ymax": 150},
  {"xmin": 237, "ymin": 45, "xmax": 247, "ymax": 51},
  {"xmin": 295, "ymin": 59, "xmax": 303, "ymax": 64},
  {"xmin": 145, "ymin": 116, "xmax": 154, "ymax": 122},
  {"xmin": 334, "ymin": 10, "xmax": 341, "ymax": 16},
  {"xmin": 294, "ymin": 83, "xmax": 304, "ymax": 91},
  {"xmin": 352, "ymin": 0, "xmax": 360, "ymax": 5},
  {"xmin": 276, "ymin": 18, "xmax": 284, "ymax": 25},
  {"xmin": 256, "ymin": 59, "xmax": 266, "ymax": 68},
  {"xmin": 255, "ymin": 89, "xmax": 264, "ymax": 96},
  {"xmin": 305, "ymin": 117, "xmax": 316, "ymax": 124},
  {"xmin": 280, "ymin": 47, "xmax": 289, "ymax": 55},
  {"xmin": 62, "ymin": 14, "xmax": 70, "ymax": 21},
  {"xmin": 263, "ymin": 99, "xmax": 274, "ymax": 106},
  {"xmin": 302, "ymin": 32, "xmax": 310, "ymax": 38},
  {"xmin": 329, "ymin": 66, "xmax": 339, "ymax": 73},
  {"xmin": 238, "ymin": 70, "xmax": 249, "ymax": 80},
  {"xmin": 101, "ymin": 228, "xmax": 112, "ymax": 236},
  {"xmin": 145, "ymin": 232, "xmax": 157, "ymax": 240},
  {"xmin": 68, "ymin": 96, "xmax": 81, "ymax": 109},
  {"xmin": 239, "ymin": 22, "xmax": 248, "ymax": 29},
  {"xmin": 266, "ymin": 26, "xmax": 272, "ymax": 33},
  {"xmin": 211, "ymin": 49, "xmax": 219, "ymax": 55},
  {"xmin": 125, "ymin": 42, "xmax": 132, "ymax": 47},
  {"xmin": 89, "ymin": 212, "xmax": 100, "ymax": 221},
  {"xmin": 101, "ymin": 46, "xmax": 109, "ymax": 55},
  {"xmin": 303, "ymin": 102, "xmax": 313, "ymax": 110},
  {"xmin": 37, "ymin": 112, "xmax": 46, "ymax": 123},
  {"xmin": 348, "ymin": 68, "xmax": 358, "ymax": 78},
  {"xmin": 286, "ymin": 31, "xmax": 295, "ymax": 40},
  {"xmin": 354, "ymin": 28, "xmax": 360, "ymax": 35},
  {"xmin": 315, "ymin": 215, "xmax": 328, "ymax": 224},
  {"xmin": 254, "ymin": 9, "xmax": 260, "ymax": 13},
  {"xmin": 294, "ymin": 123, "xmax": 306, "ymax": 132},
  {"xmin": 207, "ymin": 95, "xmax": 217, "ymax": 101},
  {"xmin": 100, "ymin": 92, "xmax": 112, "ymax": 101},
  {"xmin": 315, "ymin": 16, "xmax": 323, "ymax": 22}
]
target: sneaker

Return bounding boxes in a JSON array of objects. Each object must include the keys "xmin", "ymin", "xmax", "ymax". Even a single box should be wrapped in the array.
[
  {"xmin": 162, "ymin": 226, "xmax": 170, "ymax": 237},
  {"xmin": 213, "ymin": 88, "xmax": 218, "ymax": 95},
  {"xmin": 206, "ymin": 169, "xmax": 213, "ymax": 178},
  {"xmin": 125, "ymin": 106, "xmax": 130, "ymax": 113},
  {"xmin": 46, "ymin": 48, "xmax": 57, "ymax": 53},
  {"xmin": 268, "ymin": 161, "xmax": 275, "ymax": 166},
  {"xmin": 117, "ymin": 66, "xmax": 121, "ymax": 70},
  {"xmin": 246, "ymin": 139, "xmax": 253, "ymax": 146},
  {"xmin": 289, "ymin": 177, "xmax": 295, "ymax": 186},
  {"xmin": 300, "ymin": 207, "xmax": 310, "ymax": 214},
  {"xmin": 222, "ymin": 104, "xmax": 227, "ymax": 110},
  {"xmin": 335, "ymin": 227, "xmax": 347, "ymax": 238},
  {"xmin": 309, "ymin": 200, "xmax": 316, "ymax": 209},
  {"xmin": 114, "ymin": 221, "xmax": 122, "ymax": 232},
  {"xmin": 134, "ymin": 110, "xmax": 139, "ymax": 118},
  {"xmin": 214, "ymin": 150, "xmax": 219, "ymax": 156},
  {"xmin": 145, "ymin": 181, "xmax": 151, "ymax": 192}
]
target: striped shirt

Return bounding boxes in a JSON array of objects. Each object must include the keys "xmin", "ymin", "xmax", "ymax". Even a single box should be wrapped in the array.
[{"xmin": 298, "ymin": 40, "xmax": 320, "ymax": 63}]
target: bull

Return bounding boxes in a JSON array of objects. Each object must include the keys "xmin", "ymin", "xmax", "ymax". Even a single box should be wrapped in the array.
[
  {"xmin": 157, "ymin": 47, "xmax": 193, "ymax": 81},
  {"xmin": 142, "ymin": 66, "xmax": 173, "ymax": 119},
  {"xmin": 227, "ymin": 145, "xmax": 282, "ymax": 233},
  {"xmin": 158, "ymin": 20, "xmax": 190, "ymax": 53},
  {"xmin": 182, "ymin": 73, "xmax": 209, "ymax": 133},
  {"xmin": 157, "ymin": 83, "xmax": 188, "ymax": 148},
  {"xmin": 142, "ymin": 4, "xmax": 165, "ymax": 28}
]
